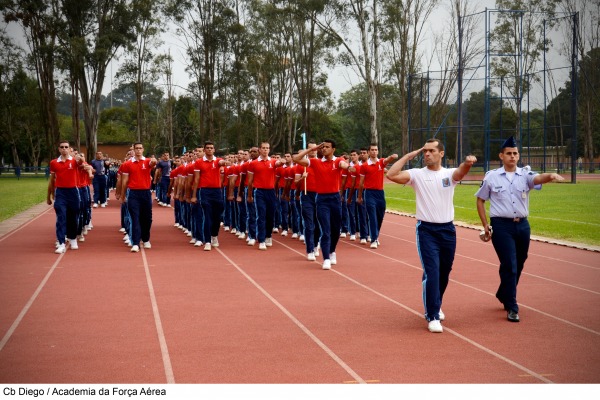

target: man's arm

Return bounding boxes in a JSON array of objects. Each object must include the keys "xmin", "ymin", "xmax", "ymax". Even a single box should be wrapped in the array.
[
  {"xmin": 246, "ymin": 173, "xmax": 255, "ymax": 203},
  {"xmin": 533, "ymin": 172, "xmax": 564, "ymax": 185},
  {"xmin": 476, "ymin": 197, "xmax": 491, "ymax": 236},
  {"xmin": 119, "ymin": 175, "xmax": 129, "ymax": 202},
  {"xmin": 386, "ymin": 148, "xmax": 423, "ymax": 185},
  {"xmin": 46, "ymin": 174, "xmax": 55, "ymax": 205},
  {"xmin": 452, "ymin": 155, "xmax": 477, "ymax": 182}
]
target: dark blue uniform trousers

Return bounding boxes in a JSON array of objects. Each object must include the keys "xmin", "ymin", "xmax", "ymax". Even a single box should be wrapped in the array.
[
  {"xmin": 316, "ymin": 192, "xmax": 342, "ymax": 260},
  {"xmin": 416, "ymin": 221, "xmax": 456, "ymax": 321},
  {"xmin": 300, "ymin": 191, "xmax": 320, "ymax": 254},
  {"xmin": 364, "ymin": 189, "xmax": 386, "ymax": 242},
  {"xmin": 253, "ymin": 188, "xmax": 276, "ymax": 243},
  {"xmin": 200, "ymin": 188, "xmax": 223, "ymax": 240},
  {"xmin": 54, "ymin": 187, "xmax": 81, "ymax": 244},
  {"xmin": 490, "ymin": 217, "xmax": 531, "ymax": 313},
  {"xmin": 127, "ymin": 189, "xmax": 152, "ymax": 246}
]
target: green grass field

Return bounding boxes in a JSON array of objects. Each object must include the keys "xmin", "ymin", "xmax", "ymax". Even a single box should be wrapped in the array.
[
  {"xmin": 0, "ymin": 175, "xmax": 49, "ymax": 222},
  {"xmin": 1, "ymin": 175, "xmax": 599, "ymax": 246},
  {"xmin": 385, "ymin": 180, "xmax": 600, "ymax": 246}
]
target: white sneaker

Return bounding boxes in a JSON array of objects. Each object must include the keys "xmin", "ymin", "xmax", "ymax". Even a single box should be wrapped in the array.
[
  {"xmin": 143, "ymin": 241, "xmax": 151, "ymax": 249},
  {"xmin": 55, "ymin": 240, "xmax": 60, "ymax": 248},
  {"xmin": 131, "ymin": 245, "xmax": 140, "ymax": 253},
  {"xmin": 272, "ymin": 227, "xmax": 279, "ymax": 233},
  {"xmin": 340, "ymin": 232, "xmax": 346, "ymax": 238},
  {"xmin": 224, "ymin": 226, "xmax": 230, "ymax": 232},
  {"xmin": 93, "ymin": 203, "xmax": 98, "ymax": 208},
  {"xmin": 186, "ymin": 231, "xmax": 192, "ymax": 237},
  {"xmin": 123, "ymin": 234, "xmax": 129, "ymax": 242},
  {"xmin": 190, "ymin": 238, "xmax": 197, "ymax": 244},
  {"xmin": 258, "ymin": 242, "xmax": 267, "ymax": 250},
  {"xmin": 370, "ymin": 241, "xmax": 378, "ymax": 249},
  {"xmin": 167, "ymin": 204, "xmax": 171, "ymax": 208},
  {"xmin": 307, "ymin": 252, "xmax": 316, "ymax": 261},
  {"xmin": 424, "ymin": 310, "xmax": 445, "ymax": 322},
  {"xmin": 82, "ymin": 228, "xmax": 88, "ymax": 236},
  {"xmin": 376, "ymin": 239, "xmax": 381, "ymax": 245},
  {"xmin": 322, "ymin": 259, "xmax": 331, "ymax": 270},
  {"xmin": 428, "ymin": 320, "xmax": 443, "ymax": 333},
  {"xmin": 174, "ymin": 223, "xmax": 180, "ymax": 228},
  {"xmin": 330, "ymin": 252, "xmax": 337, "ymax": 265},
  {"xmin": 314, "ymin": 246, "xmax": 320, "ymax": 257},
  {"xmin": 78, "ymin": 235, "xmax": 85, "ymax": 242},
  {"xmin": 265, "ymin": 238, "xmax": 273, "ymax": 247},
  {"xmin": 360, "ymin": 239, "xmax": 367, "ymax": 244},
  {"xmin": 204, "ymin": 243, "xmax": 212, "ymax": 251},
  {"xmin": 299, "ymin": 235, "xmax": 305, "ymax": 242},
  {"xmin": 87, "ymin": 222, "xmax": 93, "ymax": 229},
  {"xmin": 281, "ymin": 230, "xmax": 288, "ymax": 237},
  {"xmin": 119, "ymin": 227, "xmax": 126, "ymax": 233},
  {"xmin": 194, "ymin": 241, "xmax": 204, "ymax": 247},
  {"xmin": 55, "ymin": 244, "xmax": 66, "ymax": 254},
  {"xmin": 124, "ymin": 239, "xmax": 131, "ymax": 246},
  {"xmin": 231, "ymin": 228, "xmax": 237, "ymax": 234},
  {"xmin": 70, "ymin": 239, "xmax": 79, "ymax": 250},
  {"xmin": 238, "ymin": 232, "xmax": 246, "ymax": 240},
  {"xmin": 211, "ymin": 237, "xmax": 219, "ymax": 247},
  {"xmin": 247, "ymin": 239, "xmax": 256, "ymax": 246},
  {"xmin": 100, "ymin": 203, "xmax": 106, "ymax": 208},
  {"xmin": 350, "ymin": 235, "xmax": 356, "ymax": 241},
  {"xmin": 291, "ymin": 233, "xmax": 298, "ymax": 239}
]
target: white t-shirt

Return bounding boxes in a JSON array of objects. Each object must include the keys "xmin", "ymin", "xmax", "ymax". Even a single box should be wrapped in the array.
[{"xmin": 407, "ymin": 167, "xmax": 458, "ymax": 223}]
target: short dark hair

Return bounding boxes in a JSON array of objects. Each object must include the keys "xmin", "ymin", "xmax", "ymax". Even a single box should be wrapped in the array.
[
  {"xmin": 204, "ymin": 141, "xmax": 214, "ymax": 148},
  {"xmin": 323, "ymin": 138, "xmax": 336, "ymax": 148},
  {"xmin": 426, "ymin": 138, "xmax": 444, "ymax": 151}
]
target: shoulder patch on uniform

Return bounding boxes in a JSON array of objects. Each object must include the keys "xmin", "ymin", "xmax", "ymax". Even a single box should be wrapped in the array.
[{"xmin": 528, "ymin": 171, "xmax": 534, "ymax": 175}]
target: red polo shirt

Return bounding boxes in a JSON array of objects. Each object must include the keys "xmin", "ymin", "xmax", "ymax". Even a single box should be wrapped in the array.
[
  {"xmin": 285, "ymin": 164, "xmax": 297, "ymax": 190},
  {"xmin": 247, "ymin": 157, "xmax": 278, "ymax": 189},
  {"xmin": 121, "ymin": 158, "xmax": 153, "ymax": 190},
  {"xmin": 77, "ymin": 163, "xmax": 90, "ymax": 188},
  {"xmin": 194, "ymin": 156, "xmax": 223, "ymax": 188},
  {"xmin": 360, "ymin": 158, "xmax": 387, "ymax": 190},
  {"xmin": 50, "ymin": 156, "xmax": 80, "ymax": 188},
  {"xmin": 307, "ymin": 157, "xmax": 344, "ymax": 194}
]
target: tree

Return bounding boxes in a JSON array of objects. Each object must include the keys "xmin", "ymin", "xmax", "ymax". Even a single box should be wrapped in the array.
[
  {"xmin": 2, "ymin": 0, "xmax": 62, "ymax": 159},
  {"xmin": 60, "ymin": 0, "xmax": 137, "ymax": 161},
  {"xmin": 381, "ymin": 0, "xmax": 439, "ymax": 154},
  {"xmin": 115, "ymin": 0, "xmax": 165, "ymax": 143},
  {"xmin": 315, "ymin": 0, "xmax": 382, "ymax": 146},
  {"xmin": 490, "ymin": 0, "xmax": 561, "ymax": 140},
  {"xmin": 560, "ymin": 0, "xmax": 600, "ymax": 171}
]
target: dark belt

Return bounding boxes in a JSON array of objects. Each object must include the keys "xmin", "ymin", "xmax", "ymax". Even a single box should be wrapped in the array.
[{"xmin": 493, "ymin": 217, "xmax": 527, "ymax": 223}]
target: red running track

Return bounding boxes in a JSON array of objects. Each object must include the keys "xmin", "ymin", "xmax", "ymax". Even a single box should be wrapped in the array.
[{"xmin": 0, "ymin": 193, "xmax": 599, "ymax": 384}]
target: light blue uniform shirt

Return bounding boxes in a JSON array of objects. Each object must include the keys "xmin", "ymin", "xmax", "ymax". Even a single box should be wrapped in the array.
[{"xmin": 475, "ymin": 167, "xmax": 539, "ymax": 219}]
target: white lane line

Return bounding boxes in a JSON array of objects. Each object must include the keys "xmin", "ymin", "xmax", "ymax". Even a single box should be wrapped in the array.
[
  {"xmin": 0, "ymin": 252, "xmax": 64, "ymax": 352},
  {"xmin": 378, "ymin": 231, "xmax": 600, "ymax": 295},
  {"xmin": 0, "ymin": 206, "xmax": 53, "ymax": 242},
  {"xmin": 141, "ymin": 248, "xmax": 175, "ymax": 384},
  {"xmin": 274, "ymin": 240, "xmax": 554, "ymax": 383},
  {"xmin": 215, "ymin": 247, "xmax": 366, "ymax": 384},
  {"xmin": 336, "ymin": 238, "xmax": 600, "ymax": 336}
]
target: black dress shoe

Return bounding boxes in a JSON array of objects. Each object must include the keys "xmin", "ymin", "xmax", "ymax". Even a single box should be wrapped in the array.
[{"xmin": 507, "ymin": 310, "xmax": 520, "ymax": 322}]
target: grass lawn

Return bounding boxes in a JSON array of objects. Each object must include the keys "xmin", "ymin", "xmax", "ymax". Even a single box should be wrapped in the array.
[
  {"xmin": 0, "ymin": 175, "xmax": 49, "ymax": 222},
  {"xmin": 385, "ymin": 180, "xmax": 600, "ymax": 247}
]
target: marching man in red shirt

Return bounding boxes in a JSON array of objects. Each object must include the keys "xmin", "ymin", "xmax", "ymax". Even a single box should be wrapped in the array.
[
  {"xmin": 47, "ymin": 141, "xmax": 85, "ymax": 253},
  {"xmin": 357, "ymin": 144, "xmax": 398, "ymax": 249},
  {"xmin": 191, "ymin": 141, "xmax": 229, "ymax": 251},
  {"xmin": 117, "ymin": 142, "xmax": 157, "ymax": 253},
  {"xmin": 246, "ymin": 142, "xmax": 285, "ymax": 250},
  {"xmin": 293, "ymin": 139, "xmax": 354, "ymax": 270}
]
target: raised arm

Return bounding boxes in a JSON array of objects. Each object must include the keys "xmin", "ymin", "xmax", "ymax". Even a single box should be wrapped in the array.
[{"xmin": 386, "ymin": 147, "xmax": 423, "ymax": 184}]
